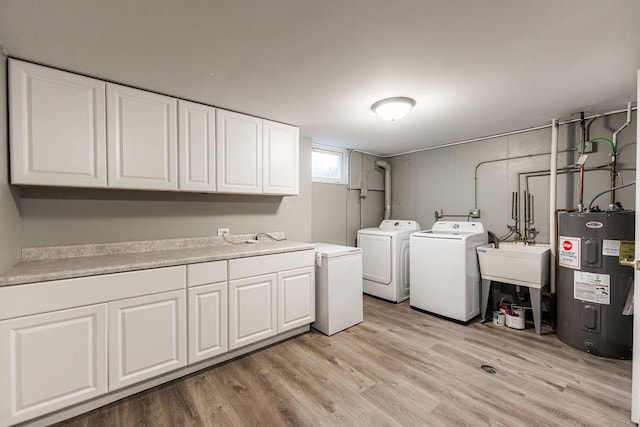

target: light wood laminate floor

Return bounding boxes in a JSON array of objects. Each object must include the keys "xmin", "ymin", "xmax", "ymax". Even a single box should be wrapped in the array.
[{"xmin": 57, "ymin": 296, "xmax": 633, "ymax": 426}]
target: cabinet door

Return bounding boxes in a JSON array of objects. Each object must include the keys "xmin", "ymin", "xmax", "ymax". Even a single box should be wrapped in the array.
[
  {"xmin": 228, "ymin": 274, "xmax": 276, "ymax": 350},
  {"xmin": 178, "ymin": 100, "xmax": 216, "ymax": 192},
  {"xmin": 108, "ymin": 290, "xmax": 186, "ymax": 390},
  {"xmin": 263, "ymin": 120, "xmax": 299, "ymax": 195},
  {"xmin": 0, "ymin": 305, "xmax": 107, "ymax": 426},
  {"xmin": 9, "ymin": 59, "xmax": 107, "ymax": 188},
  {"xmin": 278, "ymin": 267, "xmax": 315, "ymax": 333},
  {"xmin": 188, "ymin": 283, "xmax": 227, "ymax": 364},
  {"xmin": 107, "ymin": 83, "xmax": 178, "ymax": 190},
  {"xmin": 216, "ymin": 109, "xmax": 262, "ymax": 193}
]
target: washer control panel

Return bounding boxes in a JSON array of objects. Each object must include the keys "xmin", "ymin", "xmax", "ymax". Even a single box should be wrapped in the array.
[
  {"xmin": 431, "ymin": 221, "xmax": 485, "ymax": 234},
  {"xmin": 379, "ymin": 220, "xmax": 421, "ymax": 232}
]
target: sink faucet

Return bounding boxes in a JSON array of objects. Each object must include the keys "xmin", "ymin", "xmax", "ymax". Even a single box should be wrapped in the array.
[
  {"xmin": 487, "ymin": 231, "xmax": 499, "ymax": 248},
  {"xmin": 523, "ymin": 191, "xmax": 537, "ymax": 245}
]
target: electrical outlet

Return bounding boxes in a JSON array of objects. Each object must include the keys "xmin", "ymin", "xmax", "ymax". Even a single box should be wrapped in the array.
[
  {"xmin": 470, "ymin": 209, "xmax": 481, "ymax": 218},
  {"xmin": 217, "ymin": 228, "xmax": 229, "ymax": 236}
]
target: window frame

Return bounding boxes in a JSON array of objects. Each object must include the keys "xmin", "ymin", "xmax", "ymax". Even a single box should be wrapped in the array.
[{"xmin": 311, "ymin": 144, "xmax": 349, "ymax": 184}]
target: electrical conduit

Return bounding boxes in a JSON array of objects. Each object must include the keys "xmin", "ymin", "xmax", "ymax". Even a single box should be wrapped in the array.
[{"xmin": 610, "ymin": 102, "xmax": 633, "ymax": 205}]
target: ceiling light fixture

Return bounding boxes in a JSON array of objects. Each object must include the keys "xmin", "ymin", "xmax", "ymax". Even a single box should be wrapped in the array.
[{"xmin": 371, "ymin": 97, "xmax": 416, "ymax": 121}]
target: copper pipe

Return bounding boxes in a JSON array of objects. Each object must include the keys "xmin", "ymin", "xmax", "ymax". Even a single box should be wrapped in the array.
[
  {"xmin": 610, "ymin": 163, "xmax": 617, "ymax": 205},
  {"xmin": 579, "ymin": 165, "xmax": 585, "ymax": 210},
  {"xmin": 579, "ymin": 112, "xmax": 585, "ymax": 210}
]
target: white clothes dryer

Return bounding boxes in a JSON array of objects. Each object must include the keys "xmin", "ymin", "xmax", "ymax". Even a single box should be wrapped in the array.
[
  {"xmin": 410, "ymin": 221, "xmax": 487, "ymax": 321},
  {"xmin": 357, "ymin": 220, "xmax": 421, "ymax": 303}
]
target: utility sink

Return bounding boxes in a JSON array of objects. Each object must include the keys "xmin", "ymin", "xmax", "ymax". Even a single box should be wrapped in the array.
[{"xmin": 476, "ymin": 242, "xmax": 550, "ymax": 289}]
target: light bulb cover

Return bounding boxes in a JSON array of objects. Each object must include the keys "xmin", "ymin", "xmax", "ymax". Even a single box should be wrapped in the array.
[{"xmin": 371, "ymin": 97, "xmax": 416, "ymax": 121}]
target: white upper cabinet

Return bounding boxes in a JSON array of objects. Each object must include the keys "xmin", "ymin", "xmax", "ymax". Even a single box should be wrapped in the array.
[
  {"xmin": 178, "ymin": 100, "xmax": 216, "ymax": 192},
  {"xmin": 8, "ymin": 60, "xmax": 300, "ymax": 195},
  {"xmin": 263, "ymin": 120, "xmax": 299, "ymax": 195},
  {"xmin": 107, "ymin": 84, "xmax": 178, "ymax": 190},
  {"xmin": 216, "ymin": 109, "xmax": 263, "ymax": 194},
  {"xmin": 9, "ymin": 59, "xmax": 107, "ymax": 188}
]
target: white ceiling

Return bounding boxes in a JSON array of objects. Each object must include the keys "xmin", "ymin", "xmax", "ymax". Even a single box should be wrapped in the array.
[{"xmin": 1, "ymin": 0, "xmax": 639, "ymax": 156}]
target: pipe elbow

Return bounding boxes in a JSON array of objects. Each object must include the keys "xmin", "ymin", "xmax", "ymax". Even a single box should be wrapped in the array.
[{"xmin": 374, "ymin": 160, "xmax": 391, "ymax": 170}]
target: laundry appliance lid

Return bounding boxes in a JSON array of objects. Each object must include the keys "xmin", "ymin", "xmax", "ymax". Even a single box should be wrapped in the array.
[
  {"xmin": 412, "ymin": 221, "xmax": 485, "ymax": 240},
  {"xmin": 314, "ymin": 243, "xmax": 362, "ymax": 258},
  {"xmin": 412, "ymin": 230, "xmax": 466, "ymax": 240}
]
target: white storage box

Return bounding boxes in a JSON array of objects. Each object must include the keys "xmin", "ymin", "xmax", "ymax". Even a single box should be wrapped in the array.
[{"xmin": 312, "ymin": 243, "xmax": 363, "ymax": 335}]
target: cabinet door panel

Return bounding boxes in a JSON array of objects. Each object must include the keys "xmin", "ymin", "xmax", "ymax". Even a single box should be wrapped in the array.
[
  {"xmin": 263, "ymin": 120, "xmax": 299, "ymax": 195},
  {"xmin": 0, "ymin": 305, "xmax": 107, "ymax": 426},
  {"xmin": 178, "ymin": 100, "xmax": 216, "ymax": 192},
  {"xmin": 216, "ymin": 110, "xmax": 262, "ymax": 193},
  {"xmin": 108, "ymin": 290, "xmax": 186, "ymax": 390},
  {"xmin": 107, "ymin": 84, "xmax": 177, "ymax": 190},
  {"xmin": 9, "ymin": 59, "xmax": 107, "ymax": 187},
  {"xmin": 188, "ymin": 283, "xmax": 227, "ymax": 363},
  {"xmin": 278, "ymin": 267, "xmax": 315, "ymax": 332},
  {"xmin": 229, "ymin": 274, "xmax": 276, "ymax": 349}
]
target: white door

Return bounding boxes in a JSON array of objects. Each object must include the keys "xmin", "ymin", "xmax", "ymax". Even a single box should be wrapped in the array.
[
  {"xmin": 9, "ymin": 59, "xmax": 107, "ymax": 188},
  {"xmin": 107, "ymin": 83, "xmax": 178, "ymax": 190},
  {"xmin": 216, "ymin": 109, "xmax": 263, "ymax": 193},
  {"xmin": 278, "ymin": 267, "xmax": 314, "ymax": 333},
  {"xmin": 188, "ymin": 283, "xmax": 227, "ymax": 364},
  {"xmin": 228, "ymin": 274, "xmax": 277, "ymax": 350},
  {"xmin": 178, "ymin": 100, "xmax": 216, "ymax": 192},
  {"xmin": 263, "ymin": 120, "xmax": 299, "ymax": 195},
  {"xmin": 631, "ymin": 70, "xmax": 640, "ymax": 423},
  {"xmin": 0, "ymin": 305, "xmax": 107, "ymax": 426},
  {"xmin": 108, "ymin": 290, "xmax": 186, "ymax": 390},
  {"xmin": 358, "ymin": 234, "xmax": 392, "ymax": 284}
]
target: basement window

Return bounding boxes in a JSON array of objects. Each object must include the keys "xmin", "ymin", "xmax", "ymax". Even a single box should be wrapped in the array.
[{"xmin": 312, "ymin": 145, "xmax": 348, "ymax": 184}]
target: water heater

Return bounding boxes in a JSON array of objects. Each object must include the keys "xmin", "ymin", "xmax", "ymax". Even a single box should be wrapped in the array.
[{"xmin": 556, "ymin": 211, "xmax": 634, "ymax": 358}]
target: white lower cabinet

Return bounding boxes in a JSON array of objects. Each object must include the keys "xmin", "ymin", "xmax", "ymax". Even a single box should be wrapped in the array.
[
  {"xmin": 228, "ymin": 274, "xmax": 277, "ymax": 350},
  {"xmin": 278, "ymin": 267, "xmax": 315, "ymax": 333},
  {"xmin": 0, "ymin": 252, "xmax": 315, "ymax": 425},
  {"xmin": 188, "ymin": 283, "xmax": 228, "ymax": 364},
  {"xmin": 0, "ymin": 304, "xmax": 107, "ymax": 426},
  {"xmin": 108, "ymin": 290, "xmax": 186, "ymax": 391}
]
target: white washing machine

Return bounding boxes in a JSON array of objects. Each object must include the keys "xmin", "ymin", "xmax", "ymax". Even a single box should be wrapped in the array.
[
  {"xmin": 357, "ymin": 219, "xmax": 421, "ymax": 303},
  {"xmin": 410, "ymin": 221, "xmax": 487, "ymax": 321}
]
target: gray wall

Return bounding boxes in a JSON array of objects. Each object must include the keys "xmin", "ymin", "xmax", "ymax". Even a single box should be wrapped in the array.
[
  {"xmin": 21, "ymin": 137, "xmax": 313, "ymax": 246},
  {"xmin": 0, "ymin": 55, "xmax": 23, "ymax": 272},
  {"xmin": 389, "ymin": 111, "xmax": 637, "ymax": 243},
  {"xmin": 311, "ymin": 152, "xmax": 384, "ymax": 246}
]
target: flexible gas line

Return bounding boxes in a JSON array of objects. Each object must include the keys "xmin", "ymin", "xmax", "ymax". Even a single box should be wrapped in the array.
[{"xmin": 586, "ymin": 181, "xmax": 636, "ymax": 211}]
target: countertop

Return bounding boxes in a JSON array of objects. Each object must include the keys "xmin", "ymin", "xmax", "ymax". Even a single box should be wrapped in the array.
[{"xmin": 0, "ymin": 236, "xmax": 315, "ymax": 287}]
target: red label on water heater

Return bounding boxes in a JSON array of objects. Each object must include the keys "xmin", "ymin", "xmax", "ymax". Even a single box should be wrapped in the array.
[{"xmin": 559, "ymin": 236, "xmax": 580, "ymax": 269}]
